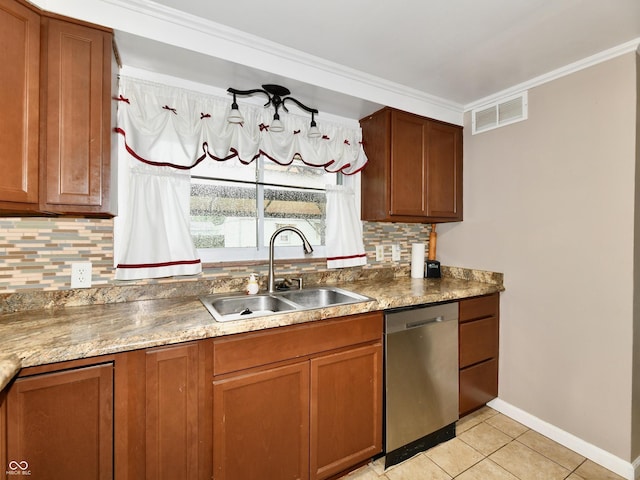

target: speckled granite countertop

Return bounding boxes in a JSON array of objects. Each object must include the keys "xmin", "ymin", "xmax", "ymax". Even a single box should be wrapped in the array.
[
  {"xmin": 0, "ymin": 267, "xmax": 503, "ymax": 391},
  {"xmin": 0, "ymin": 354, "xmax": 21, "ymax": 391}
]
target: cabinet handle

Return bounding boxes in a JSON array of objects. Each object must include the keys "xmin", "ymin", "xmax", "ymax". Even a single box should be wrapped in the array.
[{"xmin": 405, "ymin": 316, "xmax": 444, "ymax": 329}]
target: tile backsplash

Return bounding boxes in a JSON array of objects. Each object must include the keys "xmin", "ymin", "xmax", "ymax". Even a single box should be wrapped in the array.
[{"xmin": 0, "ymin": 217, "xmax": 431, "ymax": 293}]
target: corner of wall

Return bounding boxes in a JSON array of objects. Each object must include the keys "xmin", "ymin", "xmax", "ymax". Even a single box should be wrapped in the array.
[{"xmin": 631, "ymin": 49, "xmax": 640, "ymax": 463}]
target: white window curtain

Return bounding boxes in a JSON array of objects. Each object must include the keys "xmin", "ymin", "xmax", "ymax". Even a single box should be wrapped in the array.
[
  {"xmin": 114, "ymin": 76, "xmax": 369, "ymax": 280},
  {"xmin": 115, "ymin": 162, "xmax": 201, "ymax": 280},
  {"xmin": 325, "ymin": 185, "xmax": 367, "ymax": 269}
]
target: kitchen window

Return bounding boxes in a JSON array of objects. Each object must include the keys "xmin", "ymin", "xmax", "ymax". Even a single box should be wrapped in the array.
[{"xmin": 190, "ymin": 155, "xmax": 345, "ymax": 263}]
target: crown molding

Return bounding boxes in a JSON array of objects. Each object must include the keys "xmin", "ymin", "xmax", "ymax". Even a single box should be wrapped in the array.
[
  {"xmin": 33, "ymin": 0, "xmax": 463, "ymax": 124},
  {"xmin": 34, "ymin": 0, "xmax": 636, "ymax": 122},
  {"xmin": 465, "ymin": 37, "xmax": 640, "ymax": 111},
  {"xmin": 114, "ymin": 0, "xmax": 464, "ymax": 121},
  {"xmin": 105, "ymin": 0, "xmax": 463, "ymax": 107}
]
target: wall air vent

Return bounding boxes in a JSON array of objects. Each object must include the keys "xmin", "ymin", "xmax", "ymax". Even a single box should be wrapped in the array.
[{"xmin": 471, "ymin": 91, "xmax": 528, "ymax": 134}]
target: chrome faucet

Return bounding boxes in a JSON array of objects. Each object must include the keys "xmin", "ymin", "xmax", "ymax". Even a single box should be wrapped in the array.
[{"xmin": 268, "ymin": 226, "xmax": 313, "ymax": 293}]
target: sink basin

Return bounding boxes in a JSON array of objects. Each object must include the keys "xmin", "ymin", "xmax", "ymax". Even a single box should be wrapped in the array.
[
  {"xmin": 200, "ymin": 294, "xmax": 297, "ymax": 322},
  {"xmin": 200, "ymin": 287, "xmax": 372, "ymax": 322},
  {"xmin": 277, "ymin": 287, "xmax": 369, "ymax": 308}
]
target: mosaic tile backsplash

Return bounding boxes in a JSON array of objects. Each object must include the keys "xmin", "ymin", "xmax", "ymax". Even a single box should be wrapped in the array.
[{"xmin": 0, "ymin": 218, "xmax": 432, "ymax": 293}]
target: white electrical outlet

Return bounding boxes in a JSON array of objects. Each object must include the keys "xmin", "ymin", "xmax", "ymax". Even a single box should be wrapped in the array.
[
  {"xmin": 375, "ymin": 245, "xmax": 385, "ymax": 262},
  {"xmin": 391, "ymin": 244, "xmax": 401, "ymax": 262},
  {"xmin": 71, "ymin": 262, "xmax": 92, "ymax": 288}
]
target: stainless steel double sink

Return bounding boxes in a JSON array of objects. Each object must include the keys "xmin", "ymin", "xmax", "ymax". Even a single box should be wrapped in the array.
[{"xmin": 200, "ymin": 287, "xmax": 373, "ymax": 322}]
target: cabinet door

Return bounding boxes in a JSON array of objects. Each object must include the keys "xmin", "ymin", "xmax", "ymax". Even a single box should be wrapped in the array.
[
  {"xmin": 41, "ymin": 18, "xmax": 113, "ymax": 215},
  {"xmin": 360, "ymin": 108, "xmax": 391, "ymax": 221},
  {"xmin": 6, "ymin": 363, "xmax": 113, "ymax": 480},
  {"xmin": 0, "ymin": 389, "xmax": 6, "ymax": 479},
  {"xmin": 426, "ymin": 120, "xmax": 462, "ymax": 220},
  {"xmin": 145, "ymin": 342, "xmax": 211, "ymax": 480},
  {"xmin": 310, "ymin": 344, "xmax": 383, "ymax": 480},
  {"xmin": 213, "ymin": 362, "xmax": 310, "ymax": 480},
  {"xmin": 0, "ymin": 0, "xmax": 40, "ymax": 211},
  {"xmin": 389, "ymin": 110, "xmax": 427, "ymax": 216}
]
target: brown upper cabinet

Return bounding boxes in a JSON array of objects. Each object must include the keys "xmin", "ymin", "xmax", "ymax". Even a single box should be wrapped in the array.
[
  {"xmin": 40, "ymin": 17, "xmax": 115, "ymax": 216},
  {"xmin": 0, "ymin": 0, "xmax": 41, "ymax": 213},
  {"xmin": 0, "ymin": 0, "xmax": 116, "ymax": 217},
  {"xmin": 360, "ymin": 107, "xmax": 463, "ymax": 223}
]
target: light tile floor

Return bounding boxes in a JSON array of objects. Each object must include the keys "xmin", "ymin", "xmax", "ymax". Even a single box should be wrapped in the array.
[{"xmin": 341, "ymin": 407, "xmax": 624, "ymax": 480}]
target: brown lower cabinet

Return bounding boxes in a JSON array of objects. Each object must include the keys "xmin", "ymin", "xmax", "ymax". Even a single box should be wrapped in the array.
[
  {"xmin": 458, "ymin": 293, "xmax": 500, "ymax": 416},
  {"xmin": 310, "ymin": 344, "xmax": 382, "ymax": 479},
  {"xmin": 117, "ymin": 340, "xmax": 214, "ymax": 480},
  {"xmin": 144, "ymin": 342, "xmax": 213, "ymax": 480},
  {"xmin": 212, "ymin": 311, "xmax": 384, "ymax": 480},
  {"xmin": 0, "ymin": 390, "xmax": 6, "ymax": 479},
  {"xmin": 5, "ymin": 363, "xmax": 114, "ymax": 480},
  {"xmin": 0, "ymin": 312, "xmax": 382, "ymax": 480},
  {"xmin": 213, "ymin": 362, "xmax": 310, "ymax": 480}
]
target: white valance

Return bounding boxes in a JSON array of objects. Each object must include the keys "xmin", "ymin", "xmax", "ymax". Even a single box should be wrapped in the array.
[{"xmin": 115, "ymin": 77, "xmax": 368, "ymax": 175}]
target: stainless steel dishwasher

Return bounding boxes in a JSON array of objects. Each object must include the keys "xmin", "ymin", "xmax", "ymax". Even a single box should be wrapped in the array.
[{"xmin": 384, "ymin": 301, "xmax": 459, "ymax": 468}]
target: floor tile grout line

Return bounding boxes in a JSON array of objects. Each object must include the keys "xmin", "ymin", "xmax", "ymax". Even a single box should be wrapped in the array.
[
  {"xmin": 508, "ymin": 437, "xmax": 576, "ymax": 478},
  {"xmin": 452, "ymin": 429, "xmax": 501, "ymax": 478},
  {"xmin": 512, "ymin": 437, "xmax": 586, "ymax": 476},
  {"xmin": 565, "ymin": 458, "xmax": 588, "ymax": 479},
  {"xmin": 428, "ymin": 453, "xmax": 455, "ymax": 480},
  {"xmin": 433, "ymin": 446, "xmax": 482, "ymax": 479},
  {"xmin": 348, "ymin": 407, "xmax": 623, "ymax": 480},
  {"xmin": 485, "ymin": 437, "xmax": 525, "ymax": 480}
]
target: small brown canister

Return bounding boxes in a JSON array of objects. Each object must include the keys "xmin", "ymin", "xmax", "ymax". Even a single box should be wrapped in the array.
[
  {"xmin": 428, "ymin": 224, "xmax": 437, "ymax": 261},
  {"xmin": 426, "ymin": 224, "xmax": 441, "ymax": 278}
]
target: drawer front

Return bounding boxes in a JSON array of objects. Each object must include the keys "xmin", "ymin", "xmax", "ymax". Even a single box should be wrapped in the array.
[
  {"xmin": 459, "ymin": 293, "xmax": 499, "ymax": 323},
  {"xmin": 213, "ymin": 312, "xmax": 383, "ymax": 376},
  {"xmin": 459, "ymin": 316, "xmax": 499, "ymax": 368},
  {"xmin": 459, "ymin": 358, "xmax": 498, "ymax": 415}
]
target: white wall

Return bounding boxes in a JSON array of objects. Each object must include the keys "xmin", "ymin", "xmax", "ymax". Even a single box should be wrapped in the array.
[
  {"xmin": 632, "ymin": 52, "xmax": 640, "ymax": 463},
  {"xmin": 439, "ymin": 53, "xmax": 637, "ymax": 460}
]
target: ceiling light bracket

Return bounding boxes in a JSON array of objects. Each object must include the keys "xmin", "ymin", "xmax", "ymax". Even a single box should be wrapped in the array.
[{"xmin": 227, "ymin": 84, "xmax": 320, "ymax": 135}]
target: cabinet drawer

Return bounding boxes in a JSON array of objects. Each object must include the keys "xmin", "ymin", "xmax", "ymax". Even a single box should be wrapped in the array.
[
  {"xmin": 459, "ymin": 293, "xmax": 499, "ymax": 323},
  {"xmin": 213, "ymin": 312, "xmax": 383, "ymax": 376},
  {"xmin": 459, "ymin": 316, "xmax": 499, "ymax": 368},
  {"xmin": 459, "ymin": 358, "xmax": 498, "ymax": 415}
]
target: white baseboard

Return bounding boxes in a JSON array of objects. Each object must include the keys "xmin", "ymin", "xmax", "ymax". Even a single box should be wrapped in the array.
[
  {"xmin": 488, "ymin": 398, "xmax": 636, "ymax": 480},
  {"xmin": 633, "ymin": 457, "xmax": 640, "ymax": 480}
]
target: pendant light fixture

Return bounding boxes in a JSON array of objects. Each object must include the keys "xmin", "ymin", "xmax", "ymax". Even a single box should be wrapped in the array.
[
  {"xmin": 226, "ymin": 84, "xmax": 320, "ymax": 137},
  {"xmin": 227, "ymin": 93, "xmax": 244, "ymax": 124},
  {"xmin": 308, "ymin": 111, "xmax": 321, "ymax": 138}
]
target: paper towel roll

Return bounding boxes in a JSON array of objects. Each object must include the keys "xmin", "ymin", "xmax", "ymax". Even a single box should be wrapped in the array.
[{"xmin": 411, "ymin": 243, "xmax": 425, "ymax": 278}]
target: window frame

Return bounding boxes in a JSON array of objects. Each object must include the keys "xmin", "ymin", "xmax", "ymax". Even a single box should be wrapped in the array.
[{"xmin": 191, "ymin": 158, "xmax": 360, "ymax": 264}]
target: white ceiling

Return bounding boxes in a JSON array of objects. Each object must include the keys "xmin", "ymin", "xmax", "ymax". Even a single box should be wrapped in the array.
[{"xmin": 38, "ymin": 0, "xmax": 640, "ymax": 122}]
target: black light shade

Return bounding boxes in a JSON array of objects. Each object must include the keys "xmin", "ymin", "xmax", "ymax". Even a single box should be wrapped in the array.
[{"xmin": 226, "ymin": 84, "xmax": 320, "ymax": 136}]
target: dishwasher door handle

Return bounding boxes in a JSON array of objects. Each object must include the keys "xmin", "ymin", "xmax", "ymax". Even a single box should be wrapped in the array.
[{"xmin": 405, "ymin": 316, "xmax": 444, "ymax": 329}]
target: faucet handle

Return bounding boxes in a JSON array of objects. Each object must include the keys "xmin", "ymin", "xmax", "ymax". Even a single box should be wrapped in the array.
[{"xmin": 274, "ymin": 277, "xmax": 303, "ymax": 291}]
